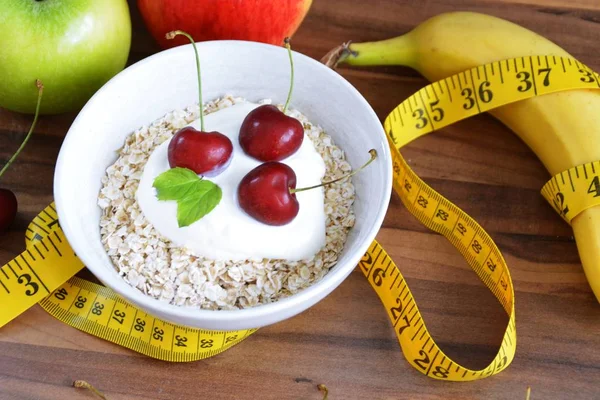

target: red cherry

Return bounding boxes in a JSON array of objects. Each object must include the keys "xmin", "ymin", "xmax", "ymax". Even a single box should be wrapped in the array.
[
  {"xmin": 164, "ymin": 31, "xmax": 233, "ymax": 177},
  {"xmin": 237, "ymin": 149, "xmax": 378, "ymax": 226},
  {"xmin": 239, "ymin": 38, "xmax": 304, "ymax": 162},
  {"xmin": 0, "ymin": 188, "xmax": 17, "ymax": 233},
  {"xmin": 237, "ymin": 162, "xmax": 299, "ymax": 226},
  {"xmin": 239, "ymin": 104, "xmax": 304, "ymax": 162},
  {"xmin": 168, "ymin": 126, "xmax": 233, "ymax": 177}
]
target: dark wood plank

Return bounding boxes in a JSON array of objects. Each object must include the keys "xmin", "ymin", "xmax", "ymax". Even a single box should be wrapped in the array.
[{"xmin": 1, "ymin": 0, "xmax": 600, "ymax": 399}]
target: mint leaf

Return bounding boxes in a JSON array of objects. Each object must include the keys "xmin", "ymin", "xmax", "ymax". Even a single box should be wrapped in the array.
[
  {"xmin": 176, "ymin": 180, "xmax": 222, "ymax": 227},
  {"xmin": 153, "ymin": 167, "xmax": 222, "ymax": 227},
  {"xmin": 153, "ymin": 167, "xmax": 202, "ymax": 201}
]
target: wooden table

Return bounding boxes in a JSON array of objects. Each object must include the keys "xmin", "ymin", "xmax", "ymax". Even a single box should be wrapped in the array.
[{"xmin": 2, "ymin": 1, "xmax": 600, "ymax": 399}]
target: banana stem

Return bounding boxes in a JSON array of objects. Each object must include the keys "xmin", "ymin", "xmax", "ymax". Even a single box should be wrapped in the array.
[
  {"xmin": 347, "ymin": 35, "xmax": 417, "ymax": 67},
  {"xmin": 322, "ymin": 34, "xmax": 417, "ymax": 69}
]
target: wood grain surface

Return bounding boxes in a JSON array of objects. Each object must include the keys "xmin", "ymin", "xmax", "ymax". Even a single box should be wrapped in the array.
[{"xmin": 2, "ymin": 1, "xmax": 600, "ymax": 399}]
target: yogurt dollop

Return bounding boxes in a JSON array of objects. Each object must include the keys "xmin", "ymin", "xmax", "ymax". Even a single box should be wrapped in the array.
[{"xmin": 136, "ymin": 102, "xmax": 327, "ymax": 261}]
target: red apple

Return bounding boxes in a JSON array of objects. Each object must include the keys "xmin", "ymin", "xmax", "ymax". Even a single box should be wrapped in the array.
[{"xmin": 137, "ymin": 0, "xmax": 312, "ymax": 49}]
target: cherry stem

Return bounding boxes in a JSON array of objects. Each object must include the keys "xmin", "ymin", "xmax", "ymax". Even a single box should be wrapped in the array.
[
  {"xmin": 166, "ymin": 30, "xmax": 205, "ymax": 131},
  {"xmin": 0, "ymin": 80, "xmax": 43, "ymax": 180},
  {"xmin": 73, "ymin": 380, "xmax": 107, "ymax": 400},
  {"xmin": 291, "ymin": 149, "xmax": 377, "ymax": 194},
  {"xmin": 283, "ymin": 37, "xmax": 294, "ymax": 114}
]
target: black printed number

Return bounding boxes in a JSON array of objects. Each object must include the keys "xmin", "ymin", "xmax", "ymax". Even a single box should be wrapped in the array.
[
  {"xmin": 456, "ymin": 223, "xmax": 467, "ymax": 236},
  {"xmin": 518, "ymin": 68, "xmax": 552, "ymax": 91},
  {"xmin": 389, "ymin": 297, "xmax": 403, "ymax": 320},
  {"xmin": 417, "ymin": 196, "xmax": 428, "ymax": 208},
  {"xmin": 538, "ymin": 67, "xmax": 552, "ymax": 86},
  {"xmin": 112, "ymin": 309, "xmax": 126, "ymax": 324},
  {"xmin": 413, "ymin": 108, "xmax": 429, "ymax": 129},
  {"xmin": 432, "ymin": 366, "xmax": 450, "ymax": 379},
  {"xmin": 461, "ymin": 88, "xmax": 475, "ymax": 110},
  {"xmin": 17, "ymin": 274, "xmax": 39, "ymax": 297},
  {"xmin": 580, "ymin": 69, "xmax": 595, "ymax": 83},
  {"xmin": 153, "ymin": 327, "xmax": 164, "ymax": 341},
  {"xmin": 472, "ymin": 240, "xmax": 483, "ymax": 254},
  {"xmin": 74, "ymin": 296, "xmax": 87, "ymax": 309},
  {"xmin": 397, "ymin": 315, "xmax": 411, "ymax": 335},
  {"xmin": 404, "ymin": 179, "xmax": 412, "ymax": 192},
  {"xmin": 429, "ymin": 100, "xmax": 444, "ymax": 122},
  {"xmin": 487, "ymin": 259, "xmax": 497, "ymax": 272},
  {"xmin": 200, "ymin": 339, "xmax": 214, "ymax": 348},
  {"xmin": 372, "ymin": 268, "xmax": 385, "ymax": 287},
  {"xmin": 500, "ymin": 278, "xmax": 508, "ymax": 291},
  {"xmin": 478, "ymin": 81, "xmax": 493, "ymax": 103},
  {"xmin": 134, "ymin": 318, "xmax": 146, "ymax": 332},
  {"xmin": 225, "ymin": 335, "xmax": 238, "ymax": 344},
  {"xmin": 91, "ymin": 302, "xmax": 104, "ymax": 315},
  {"xmin": 588, "ymin": 176, "xmax": 600, "ymax": 197},
  {"xmin": 516, "ymin": 71, "xmax": 532, "ymax": 92},
  {"xmin": 553, "ymin": 192, "xmax": 569, "ymax": 217},
  {"xmin": 174, "ymin": 335, "xmax": 188, "ymax": 347},
  {"xmin": 414, "ymin": 350, "xmax": 431, "ymax": 370},
  {"xmin": 436, "ymin": 209, "xmax": 449, "ymax": 221},
  {"xmin": 54, "ymin": 288, "xmax": 68, "ymax": 300},
  {"xmin": 359, "ymin": 252, "xmax": 373, "ymax": 272}
]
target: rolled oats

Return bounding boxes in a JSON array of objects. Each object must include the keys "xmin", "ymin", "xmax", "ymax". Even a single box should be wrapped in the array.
[{"xmin": 98, "ymin": 96, "xmax": 355, "ymax": 310}]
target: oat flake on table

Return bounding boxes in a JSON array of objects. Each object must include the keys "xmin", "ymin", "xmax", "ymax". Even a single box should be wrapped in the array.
[{"xmin": 98, "ymin": 96, "xmax": 355, "ymax": 310}]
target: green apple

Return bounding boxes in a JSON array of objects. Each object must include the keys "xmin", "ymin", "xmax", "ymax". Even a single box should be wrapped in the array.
[{"xmin": 0, "ymin": 0, "xmax": 131, "ymax": 114}]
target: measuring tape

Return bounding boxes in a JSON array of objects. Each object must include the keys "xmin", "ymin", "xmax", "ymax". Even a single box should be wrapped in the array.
[
  {"xmin": 1, "ymin": 56, "xmax": 599, "ymax": 379},
  {"xmin": 0, "ymin": 203, "xmax": 256, "ymax": 361}
]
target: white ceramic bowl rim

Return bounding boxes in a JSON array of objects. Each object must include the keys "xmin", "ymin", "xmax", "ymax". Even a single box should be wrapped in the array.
[{"xmin": 55, "ymin": 40, "xmax": 392, "ymax": 329}]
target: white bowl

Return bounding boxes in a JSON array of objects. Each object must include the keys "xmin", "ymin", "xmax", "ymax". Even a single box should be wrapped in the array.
[{"xmin": 54, "ymin": 40, "xmax": 392, "ymax": 331}]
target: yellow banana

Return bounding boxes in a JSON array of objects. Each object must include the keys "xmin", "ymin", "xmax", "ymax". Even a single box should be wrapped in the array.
[{"xmin": 328, "ymin": 11, "xmax": 600, "ymax": 303}]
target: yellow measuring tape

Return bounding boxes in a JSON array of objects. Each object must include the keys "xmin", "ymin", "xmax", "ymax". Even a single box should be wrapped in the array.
[
  {"xmin": 1, "ymin": 204, "xmax": 256, "ymax": 361},
  {"xmin": 1, "ymin": 56, "xmax": 599, "ymax": 380}
]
